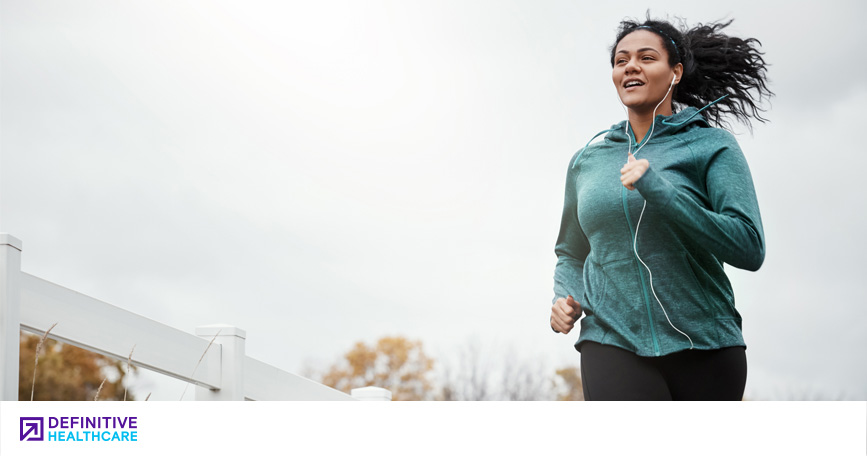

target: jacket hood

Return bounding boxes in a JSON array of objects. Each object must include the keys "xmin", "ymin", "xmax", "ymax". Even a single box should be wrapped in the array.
[
  {"xmin": 605, "ymin": 106, "xmax": 710, "ymax": 144},
  {"xmin": 572, "ymin": 102, "xmax": 723, "ymax": 169}
]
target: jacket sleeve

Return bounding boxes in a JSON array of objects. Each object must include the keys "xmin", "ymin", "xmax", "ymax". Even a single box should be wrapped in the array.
[
  {"xmin": 633, "ymin": 132, "xmax": 765, "ymax": 271},
  {"xmin": 553, "ymin": 157, "xmax": 592, "ymax": 303}
]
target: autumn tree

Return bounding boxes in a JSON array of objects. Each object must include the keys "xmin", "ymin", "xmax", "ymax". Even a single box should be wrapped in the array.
[
  {"xmin": 437, "ymin": 339, "xmax": 557, "ymax": 400},
  {"xmin": 315, "ymin": 335, "xmax": 585, "ymax": 401},
  {"xmin": 437, "ymin": 339, "xmax": 586, "ymax": 401},
  {"xmin": 318, "ymin": 336, "xmax": 435, "ymax": 401},
  {"xmin": 501, "ymin": 355, "xmax": 554, "ymax": 401},
  {"xmin": 553, "ymin": 366, "xmax": 584, "ymax": 401},
  {"xmin": 438, "ymin": 338, "xmax": 492, "ymax": 400},
  {"xmin": 18, "ymin": 332, "xmax": 136, "ymax": 401}
]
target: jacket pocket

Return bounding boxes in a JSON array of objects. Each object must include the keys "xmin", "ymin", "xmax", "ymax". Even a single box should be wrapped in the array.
[
  {"xmin": 683, "ymin": 252, "xmax": 737, "ymax": 318},
  {"xmin": 581, "ymin": 259, "xmax": 608, "ymax": 316},
  {"xmin": 593, "ymin": 257, "xmax": 650, "ymax": 350},
  {"xmin": 647, "ymin": 253, "xmax": 718, "ymax": 346}
]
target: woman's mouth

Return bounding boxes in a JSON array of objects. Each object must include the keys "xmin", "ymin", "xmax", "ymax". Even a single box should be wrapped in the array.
[{"xmin": 623, "ymin": 80, "xmax": 645, "ymax": 90}]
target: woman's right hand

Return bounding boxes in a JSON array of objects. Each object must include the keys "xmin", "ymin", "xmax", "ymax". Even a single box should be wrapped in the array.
[{"xmin": 550, "ymin": 295, "xmax": 582, "ymax": 334}]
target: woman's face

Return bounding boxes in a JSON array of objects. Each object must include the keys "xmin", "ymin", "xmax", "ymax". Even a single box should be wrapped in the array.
[{"xmin": 612, "ymin": 30, "xmax": 681, "ymax": 115}]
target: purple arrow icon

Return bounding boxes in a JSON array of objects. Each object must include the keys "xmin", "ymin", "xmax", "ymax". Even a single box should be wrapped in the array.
[{"xmin": 20, "ymin": 417, "xmax": 44, "ymax": 441}]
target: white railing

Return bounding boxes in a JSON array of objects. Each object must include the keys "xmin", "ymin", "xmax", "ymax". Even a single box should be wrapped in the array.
[{"xmin": 0, "ymin": 234, "xmax": 391, "ymax": 401}]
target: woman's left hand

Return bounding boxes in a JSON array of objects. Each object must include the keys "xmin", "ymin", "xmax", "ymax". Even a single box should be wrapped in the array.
[{"xmin": 620, "ymin": 153, "xmax": 649, "ymax": 191}]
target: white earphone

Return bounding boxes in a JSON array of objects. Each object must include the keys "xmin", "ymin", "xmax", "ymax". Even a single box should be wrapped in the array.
[{"xmin": 622, "ymin": 70, "xmax": 695, "ymax": 350}]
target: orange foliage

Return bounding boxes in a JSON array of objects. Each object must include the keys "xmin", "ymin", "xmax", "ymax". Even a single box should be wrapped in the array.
[
  {"xmin": 321, "ymin": 336, "xmax": 434, "ymax": 401},
  {"xmin": 18, "ymin": 332, "xmax": 134, "ymax": 401},
  {"xmin": 554, "ymin": 366, "xmax": 584, "ymax": 401}
]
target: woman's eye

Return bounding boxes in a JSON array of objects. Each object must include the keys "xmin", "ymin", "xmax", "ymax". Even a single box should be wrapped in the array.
[{"xmin": 642, "ymin": 56, "xmax": 655, "ymax": 61}]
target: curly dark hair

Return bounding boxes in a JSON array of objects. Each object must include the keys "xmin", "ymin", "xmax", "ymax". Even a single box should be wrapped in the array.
[{"xmin": 610, "ymin": 15, "xmax": 773, "ymax": 130}]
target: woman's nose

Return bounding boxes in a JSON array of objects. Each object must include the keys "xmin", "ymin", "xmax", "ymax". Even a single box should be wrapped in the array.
[{"xmin": 624, "ymin": 58, "xmax": 640, "ymax": 74}]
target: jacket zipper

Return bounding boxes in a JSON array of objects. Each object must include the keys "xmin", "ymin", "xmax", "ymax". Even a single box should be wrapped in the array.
[{"xmin": 621, "ymin": 130, "xmax": 661, "ymax": 356}]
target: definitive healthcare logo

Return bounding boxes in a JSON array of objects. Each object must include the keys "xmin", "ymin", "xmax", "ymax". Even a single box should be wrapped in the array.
[{"xmin": 20, "ymin": 416, "xmax": 138, "ymax": 442}]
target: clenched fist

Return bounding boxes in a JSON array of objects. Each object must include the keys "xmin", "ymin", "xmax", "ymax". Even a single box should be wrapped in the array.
[
  {"xmin": 551, "ymin": 295, "xmax": 582, "ymax": 334},
  {"xmin": 620, "ymin": 153, "xmax": 649, "ymax": 190}
]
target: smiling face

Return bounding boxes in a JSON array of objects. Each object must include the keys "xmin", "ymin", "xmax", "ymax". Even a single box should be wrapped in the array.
[{"xmin": 612, "ymin": 30, "xmax": 682, "ymax": 117}]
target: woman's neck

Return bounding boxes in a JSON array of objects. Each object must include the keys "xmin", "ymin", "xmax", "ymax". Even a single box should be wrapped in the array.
[{"xmin": 627, "ymin": 104, "xmax": 673, "ymax": 143}]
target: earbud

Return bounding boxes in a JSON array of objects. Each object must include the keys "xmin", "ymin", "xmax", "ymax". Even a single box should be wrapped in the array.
[{"xmin": 671, "ymin": 74, "xmax": 677, "ymax": 86}]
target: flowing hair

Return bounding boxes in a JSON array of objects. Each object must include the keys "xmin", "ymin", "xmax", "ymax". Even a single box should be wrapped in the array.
[{"xmin": 610, "ymin": 15, "xmax": 773, "ymax": 131}]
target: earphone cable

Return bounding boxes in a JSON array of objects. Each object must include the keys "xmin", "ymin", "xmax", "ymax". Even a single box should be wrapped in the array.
[{"xmin": 621, "ymin": 75, "xmax": 695, "ymax": 349}]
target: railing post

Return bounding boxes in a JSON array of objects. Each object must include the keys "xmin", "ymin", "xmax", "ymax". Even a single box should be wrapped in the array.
[
  {"xmin": 0, "ymin": 234, "xmax": 23, "ymax": 401},
  {"xmin": 195, "ymin": 324, "xmax": 245, "ymax": 401},
  {"xmin": 351, "ymin": 386, "xmax": 392, "ymax": 401}
]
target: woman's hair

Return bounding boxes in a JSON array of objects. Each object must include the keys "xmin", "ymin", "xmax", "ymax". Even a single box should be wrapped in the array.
[{"xmin": 610, "ymin": 15, "xmax": 773, "ymax": 130}]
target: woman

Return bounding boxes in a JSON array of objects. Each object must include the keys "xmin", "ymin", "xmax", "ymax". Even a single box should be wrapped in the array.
[{"xmin": 550, "ymin": 16, "xmax": 772, "ymax": 400}]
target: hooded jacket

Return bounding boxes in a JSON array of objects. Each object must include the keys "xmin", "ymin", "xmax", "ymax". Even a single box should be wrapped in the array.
[{"xmin": 553, "ymin": 106, "xmax": 764, "ymax": 357}]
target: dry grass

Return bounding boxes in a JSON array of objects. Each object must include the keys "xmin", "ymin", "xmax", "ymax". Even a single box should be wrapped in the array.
[
  {"xmin": 93, "ymin": 378, "xmax": 106, "ymax": 401},
  {"xmin": 124, "ymin": 345, "xmax": 135, "ymax": 401},
  {"xmin": 179, "ymin": 329, "xmax": 221, "ymax": 401},
  {"xmin": 30, "ymin": 323, "xmax": 57, "ymax": 401}
]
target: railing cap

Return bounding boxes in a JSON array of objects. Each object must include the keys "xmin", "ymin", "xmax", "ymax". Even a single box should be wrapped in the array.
[
  {"xmin": 196, "ymin": 324, "xmax": 246, "ymax": 338},
  {"xmin": 0, "ymin": 233, "xmax": 23, "ymax": 251},
  {"xmin": 351, "ymin": 386, "xmax": 393, "ymax": 401}
]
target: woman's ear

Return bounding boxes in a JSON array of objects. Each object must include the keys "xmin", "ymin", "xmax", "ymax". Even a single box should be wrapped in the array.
[{"xmin": 673, "ymin": 62, "xmax": 684, "ymax": 84}]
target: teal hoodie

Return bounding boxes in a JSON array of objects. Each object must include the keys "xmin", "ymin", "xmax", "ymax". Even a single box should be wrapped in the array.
[{"xmin": 553, "ymin": 106, "xmax": 764, "ymax": 357}]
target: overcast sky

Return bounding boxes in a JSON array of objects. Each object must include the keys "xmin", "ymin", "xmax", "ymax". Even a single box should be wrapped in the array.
[{"xmin": 2, "ymin": 0, "xmax": 865, "ymax": 400}]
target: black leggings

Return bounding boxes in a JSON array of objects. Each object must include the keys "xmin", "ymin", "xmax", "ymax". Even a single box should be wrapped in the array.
[{"xmin": 580, "ymin": 341, "xmax": 747, "ymax": 401}]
